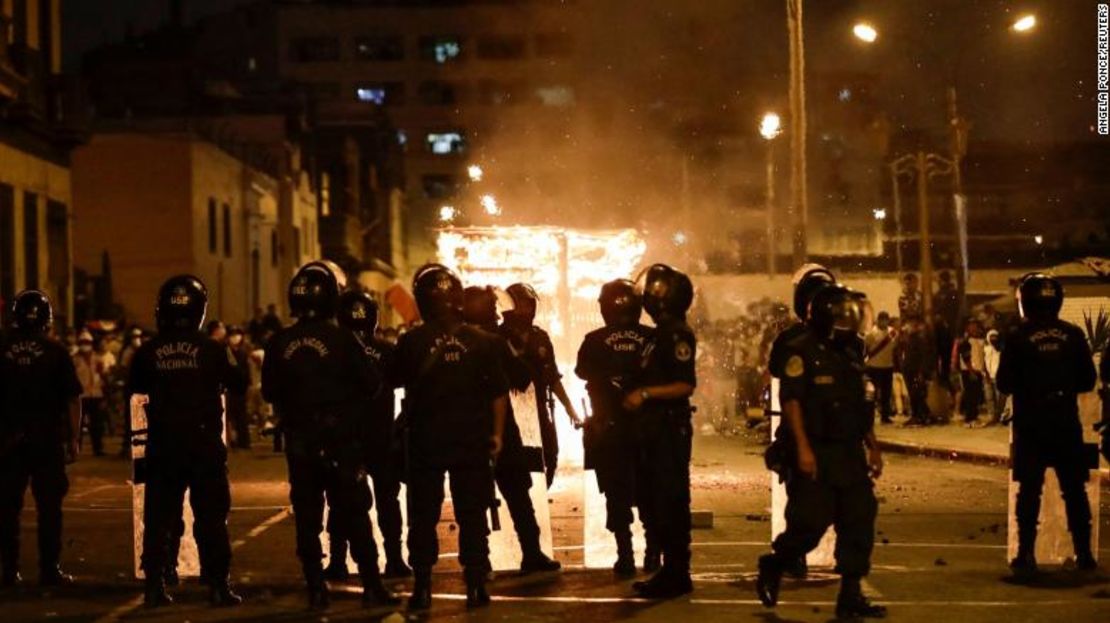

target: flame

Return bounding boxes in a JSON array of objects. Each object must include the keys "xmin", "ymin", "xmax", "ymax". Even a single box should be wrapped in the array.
[{"xmin": 437, "ymin": 226, "xmax": 648, "ymax": 462}]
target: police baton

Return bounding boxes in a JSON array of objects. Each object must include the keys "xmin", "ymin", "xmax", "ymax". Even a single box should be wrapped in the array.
[{"xmin": 489, "ymin": 458, "xmax": 502, "ymax": 532}]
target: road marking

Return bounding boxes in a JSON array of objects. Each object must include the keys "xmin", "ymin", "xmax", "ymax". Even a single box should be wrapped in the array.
[
  {"xmin": 64, "ymin": 504, "xmax": 290, "ymax": 513},
  {"xmin": 861, "ymin": 578, "xmax": 883, "ymax": 598},
  {"xmin": 69, "ymin": 484, "xmax": 127, "ymax": 499},
  {"xmin": 91, "ymin": 507, "xmax": 291, "ymax": 623}
]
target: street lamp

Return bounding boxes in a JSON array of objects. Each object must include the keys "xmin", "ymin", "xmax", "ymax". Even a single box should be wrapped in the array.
[
  {"xmin": 852, "ymin": 22, "xmax": 878, "ymax": 43},
  {"xmin": 1011, "ymin": 14, "xmax": 1036, "ymax": 33},
  {"xmin": 760, "ymin": 112, "xmax": 782, "ymax": 277}
]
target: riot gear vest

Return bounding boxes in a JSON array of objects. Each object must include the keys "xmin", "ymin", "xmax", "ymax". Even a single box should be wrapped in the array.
[
  {"xmin": 779, "ymin": 331, "xmax": 871, "ymax": 444},
  {"xmin": 0, "ymin": 330, "xmax": 82, "ymax": 443},
  {"xmin": 575, "ymin": 324, "xmax": 652, "ymax": 422},
  {"xmin": 637, "ymin": 318, "xmax": 697, "ymax": 417}
]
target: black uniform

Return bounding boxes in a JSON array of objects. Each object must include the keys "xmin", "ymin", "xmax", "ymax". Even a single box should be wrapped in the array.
[
  {"xmin": 995, "ymin": 318, "xmax": 1097, "ymax": 553},
  {"xmin": 129, "ymin": 330, "xmax": 246, "ymax": 584},
  {"xmin": 326, "ymin": 335, "xmax": 404, "ymax": 568},
  {"xmin": 575, "ymin": 324, "xmax": 652, "ymax": 536},
  {"xmin": 390, "ymin": 321, "xmax": 509, "ymax": 577},
  {"xmin": 770, "ymin": 330, "xmax": 878, "ymax": 578},
  {"xmin": 499, "ymin": 324, "xmax": 562, "ymax": 486},
  {"xmin": 261, "ymin": 318, "xmax": 382, "ymax": 581},
  {"xmin": 635, "ymin": 318, "xmax": 697, "ymax": 575},
  {"xmin": 0, "ymin": 330, "xmax": 82, "ymax": 579}
]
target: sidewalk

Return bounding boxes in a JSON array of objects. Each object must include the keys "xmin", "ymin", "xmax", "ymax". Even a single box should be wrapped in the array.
[{"xmin": 876, "ymin": 418, "xmax": 1110, "ymax": 481}]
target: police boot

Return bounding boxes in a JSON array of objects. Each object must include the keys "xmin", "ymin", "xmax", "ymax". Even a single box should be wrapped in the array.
[
  {"xmin": 209, "ymin": 580, "xmax": 243, "ymax": 607},
  {"xmin": 642, "ymin": 546, "xmax": 661, "ymax": 574},
  {"xmin": 304, "ymin": 568, "xmax": 330, "ymax": 611},
  {"xmin": 613, "ymin": 531, "xmax": 636, "ymax": 577},
  {"xmin": 324, "ymin": 542, "xmax": 350, "ymax": 581},
  {"xmin": 39, "ymin": 565, "xmax": 74, "ymax": 587},
  {"xmin": 360, "ymin": 567, "xmax": 401, "ymax": 607},
  {"xmin": 520, "ymin": 545, "xmax": 561, "ymax": 574},
  {"xmin": 784, "ymin": 554, "xmax": 808, "ymax": 579},
  {"xmin": 383, "ymin": 544, "xmax": 412, "ymax": 579},
  {"xmin": 632, "ymin": 567, "xmax": 693, "ymax": 599},
  {"xmin": 407, "ymin": 568, "xmax": 433, "ymax": 611},
  {"xmin": 1072, "ymin": 531, "xmax": 1098, "ymax": 571},
  {"xmin": 836, "ymin": 576, "xmax": 887, "ymax": 619},
  {"xmin": 1009, "ymin": 549, "xmax": 1038, "ymax": 580},
  {"xmin": 1, "ymin": 569, "xmax": 21, "ymax": 588},
  {"xmin": 143, "ymin": 576, "xmax": 174, "ymax": 609},
  {"xmin": 755, "ymin": 553, "xmax": 783, "ymax": 607},
  {"xmin": 465, "ymin": 568, "xmax": 491, "ymax": 609}
]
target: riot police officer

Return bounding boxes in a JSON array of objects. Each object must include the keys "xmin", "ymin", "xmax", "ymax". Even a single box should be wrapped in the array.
[
  {"xmin": 498, "ymin": 283, "xmax": 582, "ymax": 487},
  {"xmin": 623, "ymin": 264, "xmax": 697, "ymax": 598},
  {"xmin": 766, "ymin": 264, "xmax": 836, "ymax": 579},
  {"xmin": 262, "ymin": 262, "xmax": 399, "ymax": 609},
  {"xmin": 996, "ymin": 273, "xmax": 1098, "ymax": 575},
  {"xmin": 325, "ymin": 290, "xmax": 411, "ymax": 581},
  {"xmin": 390, "ymin": 265, "xmax": 511, "ymax": 610},
  {"xmin": 128, "ymin": 276, "xmax": 246, "ymax": 607},
  {"xmin": 756, "ymin": 283, "xmax": 886, "ymax": 618},
  {"xmin": 575, "ymin": 279, "xmax": 654, "ymax": 576},
  {"xmin": 1099, "ymin": 343, "xmax": 1110, "ymax": 464},
  {"xmin": 462, "ymin": 286, "xmax": 561, "ymax": 574},
  {"xmin": 0, "ymin": 290, "xmax": 82, "ymax": 587}
]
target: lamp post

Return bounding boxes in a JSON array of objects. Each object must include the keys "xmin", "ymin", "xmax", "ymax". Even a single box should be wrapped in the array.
[
  {"xmin": 760, "ymin": 112, "xmax": 783, "ymax": 277},
  {"xmin": 786, "ymin": 0, "xmax": 807, "ymax": 269}
]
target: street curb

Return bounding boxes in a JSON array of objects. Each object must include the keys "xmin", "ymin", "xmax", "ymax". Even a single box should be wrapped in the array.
[{"xmin": 878, "ymin": 440, "xmax": 1110, "ymax": 483}]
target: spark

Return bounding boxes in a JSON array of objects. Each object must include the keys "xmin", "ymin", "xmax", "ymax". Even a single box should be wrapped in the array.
[
  {"xmin": 873, "ymin": 208, "xmax": 887, "ymax": 220},
  {"xmin": 759, "ymin": 113, "xmax": 782, "ymax": 140},
  {"xmin": 439, "ymin": 205, "xmax": 457, "ymax": 223},
  {"xmin": 467, "ymin": 164, "xmax": 484, "ymax": 182},
  {"xmin": 480, "ymin": 194, "xmax": 501, "ymax": 216}
]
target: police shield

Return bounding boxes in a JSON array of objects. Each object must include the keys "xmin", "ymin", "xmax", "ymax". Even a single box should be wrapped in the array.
[
  {"xmin": 769, "ymin": 378, "xmax": 836, "ymax": 567},
  {"xmin": 486, "ymin": 386, "xmax": 555, "ymax": 571},
  {"xmin": 130, "ymin": 394, "xmax": 212, "ymax": 579},
  {"xmin": 1006, "ymin": 388, "xmax": 1102, "ymax": 564}
]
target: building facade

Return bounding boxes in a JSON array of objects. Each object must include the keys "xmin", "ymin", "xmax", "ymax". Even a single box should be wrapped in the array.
[
  {"xmin": 0, "ymin": 0, "xmax": 78, "ymax": 324},
  {"xmin": 71, "ymin": 131, "xmax": 319, "ymax": 328}
]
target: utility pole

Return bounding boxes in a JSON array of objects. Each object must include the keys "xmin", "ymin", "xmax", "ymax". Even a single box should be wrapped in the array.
[
  {"xmin": 786, "ymin": 0, "xmax": 808, "ymax": 268},
  {"xmin": 890, "ymin": 154, "xmax": 916, "ymax": 276},
  {"xmin": 903, "ymin": 150, "xmax": 955, "ymax": 321},
  {"xmin": 947, "ymin": 87, "xmax": 970, "ymax": 321}
]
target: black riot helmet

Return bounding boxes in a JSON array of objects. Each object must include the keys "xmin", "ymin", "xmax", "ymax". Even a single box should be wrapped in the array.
[
  {"xmin": 638, "ymin": 263, "xmax": 693, "ymax": 322},
  {"xmin": 11, "ymin": 289, "xmax": 53, "ymax": 333},
  {"xmin": 338, "ymin": 289, "xmax": 380, "ymax": 336},
  {"xmin": 463, "ymin": 285, "xmax": 499, "ymax": 329},
  {"xmin": 807, "ymin": 283, "xmax": 866, "ymax": 342},
  {"xmin": 156, "ymin": 275, "xmax": 209, "ymax": 332},
  {"xmin": 599, "ymin": 279, "xmax": 642, "ymax": 327},
  {"xmin": 289, "ymin": 261, "xmax": 342, "ymax": 320},
  {"xmin": 413, "ymin": 263, "xmax": 464, "ymax": 322},
  {"xmin": 791, "ymin": 263, "xmax": 836, "ymax": 320},
  {"xmin": 1017, "ymin": 272, "xmax": 1063, "ymax": 320},
  {"xmin": 504, "ymin": 283, "xmax": 539, "ymax": 326}
]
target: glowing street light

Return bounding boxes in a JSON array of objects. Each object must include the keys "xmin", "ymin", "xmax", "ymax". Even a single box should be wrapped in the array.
[
  {"xmin": 480, "ymin": 194, "xmax": 501, "ymax": 216},
  {"xmin": 852, "ymin": 22, "xmax": 878, "ymax": 43},
  {"xmin": 1011, "ymin": 14, "xmax": 1036, "ymax": 33},
  {"xmin": 759, "ymin": 112, "xmax": 782, "ymax": 141},
  {"xmin": 1033, "ymin": 234, "xmax": 1044, "ymax": 245},
  {"xmin": 467, "ymin": 164, "xmax": 484, "ymax": 182},
  {"xmin": 439, "ymin": 205, "xmax": 457, "ymax": 223}
]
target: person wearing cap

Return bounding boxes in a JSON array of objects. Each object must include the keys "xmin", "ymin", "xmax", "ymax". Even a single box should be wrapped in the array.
[{"xmin": 73, "ymin": 331, "xmax": 108, "ymax": 456}]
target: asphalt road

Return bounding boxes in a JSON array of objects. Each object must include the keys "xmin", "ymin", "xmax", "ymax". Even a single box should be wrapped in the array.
[{"xmin": 2, "ymin": 433, "xmax": 1107, "ymax": 622}]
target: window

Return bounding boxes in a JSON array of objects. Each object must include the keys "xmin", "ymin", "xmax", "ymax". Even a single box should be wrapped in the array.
[
  {"xmin": 535, "ymin": 32, "xmax": 573, "ymax": 58},
  {"xmin": 476, "ymin": 34, "xmax": 525, "ymax": 60},
  {"xmin": 222, "ymin": 203, "xmax": 232, "ymax": 258},
  {"xmin": 355, "ymin": 35, "xmax": 404, "ymax": 61},
  {"xmin": 477, "ymin": 80, "xmax": 525, "ymax": 106},
  {"xmin": 535, "ymin": 85, "xmax": 575, "ymax": 107},
  {"xmin": 425, "ymin": 132, "xmax": 466, "ymax": 155},
  {"xmin": 270, "ymin": 230, "xmax": 279, "ymax": 267},
  {"xmin": 418, "ymin": 80, "xmax": 464, "ymax": 106},
  {"xmin": 289, "ymin": 36, "xmax": 340, "ymax": 62},
  {"xmin": 23, "ymin": 192, "xmax": 38, "ymax": 288},
  {"xmin": 421, "ymin": 174, "xmax": 457, "ymax": 200},
  {"xmin": 0, "ymin": 185, "xmax": 13, "ymax": 306},
  {"xmin": 208, "ymin": 199, "xmax": 217, "ymax": 253},
  {"xmin": 419, "ymin": 35, "xmax": 463, "ymax": 63},
  {"xmin": 355, "ymin": 82, "xmax": 405, "ymax": 105}
]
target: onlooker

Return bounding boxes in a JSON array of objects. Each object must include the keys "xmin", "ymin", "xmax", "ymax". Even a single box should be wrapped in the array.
[
  {"xmin": 898, "ymin": 273, "xmax": 924, "ymax": 320},
  {"xmin": 983, "ymin": 329, "xmax": 1007, "ymax": 424},
  {"xmin": 248, "ymin": 307, "xmax": 266, "ymax": 346},
  {"xmin": 207, "ymin": 320, "xmax": 227, "ymax": 343},
  {"xmin": 73, "ymin": 331, "xmax": 108, "ymax": 456},
  {"xmin": 898, "ymin": 317, "xmax": 934, "ymax": 425},
  {"xmin": 261, "ymin": 304, "xmax": 283, "ymax": 337},
  {"xmin": 225, "ymin": 326, "xmax": 252, "ymax": 449},
  {"xmin": 865, "ymin": 312, "xmax": 897, "ymax": 424},
  {"xmin": 933, "ymin": 270, "xmax": 960, "ymax": 332},
  {"xmin": 953, "ymin": 319, "xmax": 986, "ymax": 426}
]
